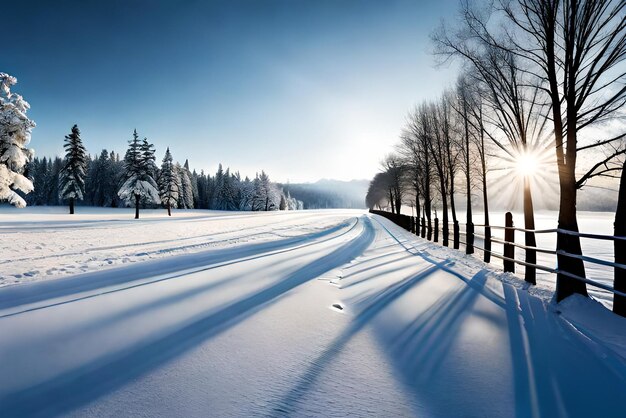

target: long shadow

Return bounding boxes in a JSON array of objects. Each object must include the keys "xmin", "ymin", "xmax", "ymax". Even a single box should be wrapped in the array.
[
  {"xmin": 391, "ymin": 270, "xmax": 488, "ymax": 384},
  {"xmin": 0, "ymin": 212, "xmax": 332, "ymax": 265},
  {"xmin": 503, "ymin": 286, "xmax": 626, "ymax": 417},
  {"xmin": 340, "ymin": 252, "xmax": 412, "ymax": 280},
  {"xmin": 269, "ymin": 261, "xmax": 451, "ymax": 416},
  {"xmin": 17, "ymin": 255, "xmax": 298, "ymax": 344},
  {"xmin": 339, "ymin": 257, "xmax": 416, "ymax": 290},
  {"xmin": 0, "ymin": 218, "xmax": 357, "ymax": 312},
  {"xmin": 0, "ymin": 219, "xmax": 375, "ymax": 417},
  {"xmin": 371, "ymin": 216, "xmax": 626, "ymax": 416},
  {"xmin": 340, "ymin": 245, "xmax": 407, "ymax": 271}
]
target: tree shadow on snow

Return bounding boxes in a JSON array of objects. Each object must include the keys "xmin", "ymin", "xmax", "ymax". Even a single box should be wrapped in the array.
[
  {"xmin": 0, "ymin": 219, "xmax": 375, "ymax": 417},
  {"xmin": 268, "ymin": 260, "xmax": 453, "ymax": 415}
]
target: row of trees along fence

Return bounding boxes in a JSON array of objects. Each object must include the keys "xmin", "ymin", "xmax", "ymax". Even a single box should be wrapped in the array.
[
  {"xmin": 367, "ymin": 0, "xmax": 625, "ymax": 317},
  {"xmin": 369, "ymin": 209, "xmax": 626, "ymax": 317}
]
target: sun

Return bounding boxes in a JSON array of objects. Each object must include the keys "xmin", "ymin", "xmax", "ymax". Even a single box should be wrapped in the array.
[{"xmin": 515, "ymin": 152, "xmax": 539, "ymax": 177}]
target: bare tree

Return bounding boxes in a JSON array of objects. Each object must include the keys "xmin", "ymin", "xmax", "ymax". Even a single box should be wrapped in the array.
[
  {"xmin": 453, "ymin": 75, "xmax": 477, "ymax": 254},
  {"xmin": 425, "ymin": 100, "xmax": 453, "ymax": 247},
  {"xmin": 434, "ymin": 20, "xmax": 553, "ymax": 283},
  {"xmin": 465, "ymin": 80, "xmax": 493, "ymax": 262},
  {"xmin": 495, "ymin": 0, "xmax": 626, "ymax": 300}
]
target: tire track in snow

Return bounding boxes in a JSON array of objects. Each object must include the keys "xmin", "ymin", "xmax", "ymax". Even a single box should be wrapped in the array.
[
  {"xmin": 0, "ymin": 217, "xmax": 360, "ymax": 315},
  {"xmin": 0, "ymin": 212, "xmax": 341, "ymax": 266},
  {"xmin": 0, "ymin": 217, "xmax": 375, "ymax": 417}
]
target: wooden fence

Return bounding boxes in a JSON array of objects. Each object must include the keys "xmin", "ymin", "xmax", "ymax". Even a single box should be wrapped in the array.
[{"xmin": 369, "ymin": 209, "xmax": 626, "ymax": 316}]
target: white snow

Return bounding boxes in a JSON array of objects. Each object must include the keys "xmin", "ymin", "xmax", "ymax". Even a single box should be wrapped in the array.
[{"xmin": 0, "ymin": 208, "xmax": 624, "ymax": 417}]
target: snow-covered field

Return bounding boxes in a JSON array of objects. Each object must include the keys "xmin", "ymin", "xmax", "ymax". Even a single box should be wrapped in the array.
[
  {"xmin": 0, "ymin": 207, "xmax": 624, "ymax": 417},
  {"xmin": 0, "ymin": 207, "xmax": 356, "ymax": 287}
]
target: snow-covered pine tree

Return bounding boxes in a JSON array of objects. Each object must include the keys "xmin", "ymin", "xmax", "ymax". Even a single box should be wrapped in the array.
[
  {"xmin": 239, "ymin": 176, "xmax": 254, "ymax": 210},
  {"xmin": 0, "ymin": 73, "xmax": 36, "ymax": 207},
  {"xmin": 59, "ymin": 125, "xmax": 87, "ymax": 214},
  {"xmin": 118, "ymin": 130, "xmax": 160, "ymax": 219},
  {"xmin": 221, "ymin": 168, "xmax": 238, "ymax": 210},
  {"xmin": 212, "ymin": 163, "xmax": 225, "ymax": 209},
  {"xmin": 178, "ymin": 161, "xmax": 194, "ymax": 209},
  {"xmin": 140, "ymin": 137, "xmax": 158, "ymax": 179},
  {"xmin": 158, "ymin": 147, "xmax": 179, "ymax": 216},
  {"xmin": 279, "ymin": 193, "xmax": 287, "ymax": 210},
  {"xmin": 252, "ymin": 171, "xmax": 279, "ymax": 211},
  {"xmin": 183, "ymin": 160, "xmax": 198, "ymax": 209}
]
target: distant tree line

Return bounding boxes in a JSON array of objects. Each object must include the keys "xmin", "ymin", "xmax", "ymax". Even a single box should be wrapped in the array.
[
  {"xmin": 23, "ymin": 139, "xmax": 302, "ymax": 217},
  {"xmin": 367, "ymin": 0, "xmax": 626, "ymax": 314},
  {"xmin": 280, "ymin": 183, "xmax": 365, "ymax": 210}
]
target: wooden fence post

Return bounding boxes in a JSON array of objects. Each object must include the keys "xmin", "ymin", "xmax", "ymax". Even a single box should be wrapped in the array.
[
  {"xmin": 503, "ymin": 212, "xmax": 515, "ymax": 273},
  {"xmin": 434, "ymin": 217, "xmax": 439, "ymax": 243}
]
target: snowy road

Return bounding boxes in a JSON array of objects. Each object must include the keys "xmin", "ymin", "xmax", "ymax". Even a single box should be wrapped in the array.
[{"xmin": 0, "ymin": 210, "xmax": 625, "ymax": 417}]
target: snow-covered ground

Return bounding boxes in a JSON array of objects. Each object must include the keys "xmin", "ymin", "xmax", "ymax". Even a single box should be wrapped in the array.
[
  {"xmin": 0, "ymin": 208, "xmax": 624, "ymax": 417},
  {"xmin": 0, "ymin": 206, "xmax": 356, "ymax": 287}
]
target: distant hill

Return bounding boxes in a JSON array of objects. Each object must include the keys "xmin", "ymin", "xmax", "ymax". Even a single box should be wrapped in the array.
[{"xmin": 278, "ymin": 179, "xmax": 369, "ymax": 209}]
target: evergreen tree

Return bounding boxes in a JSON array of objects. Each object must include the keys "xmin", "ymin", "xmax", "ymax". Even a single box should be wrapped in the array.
[
  {"xmin": 279, "ymin": 193, "xmax": 287, "ymax": 210},
  {"xmin": 59, "ymin": 124, "xmax": 87, "ymax": 214},
  {"xmin": 158, "ymin": 147, "xmax": 179, "ymax": 216},
  {"xmin": 189, "ymin": 162, "xmax": 199, "ymax": 208},
  {"xmin": 239, "ymin": 176, "xmax": 254, "ymax": 210},
  {"xmin": 252, "ymin": 171, "xmax": 279, "ymax": 211},
  {"xmin": 178, "ymin": 161, "xmax": 194, "ymax": 209},
  {"xmin": 46, "ymin": 157, "xmax": 63, "ymax": 205},
  {"xmin": 118, "ymin": 130, "xmax": 160, "ymax": 219},
  {"xmin": 0, "ymin": 73, "xmax": 36, "ymax": 207},
  {"xmin": 196, "ymin": 169, "xmax": 208, "ymax": 209},
  {"xmin": 88, "ymin": 150, "xmax": 109, "ymax": 206},
  {"xmin": 212, "ymin": 163, "xmax": 225, "ymax": 209}
]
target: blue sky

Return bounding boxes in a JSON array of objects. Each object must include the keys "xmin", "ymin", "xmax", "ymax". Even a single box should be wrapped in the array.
[{"xmin": 4, "ymin": 0, "xmax": 458, "ymax": 182}]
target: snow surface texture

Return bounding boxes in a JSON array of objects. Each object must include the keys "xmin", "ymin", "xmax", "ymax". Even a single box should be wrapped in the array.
[
  {"xmin": 0, "ymin": 207, "xmax": 351, "ymax": 286},
  {"xmin": 0, "ymin": 209, "xmax": 624, "ymax": 417}
]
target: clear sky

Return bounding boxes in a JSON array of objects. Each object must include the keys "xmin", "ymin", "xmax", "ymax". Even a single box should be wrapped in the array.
[{"xmin": 3, "ymin": 0, "xmax": 458, "ymax": 183}]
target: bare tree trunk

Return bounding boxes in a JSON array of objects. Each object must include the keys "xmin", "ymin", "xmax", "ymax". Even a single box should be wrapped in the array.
[
  {"xmin": 447, "ymin": 140, "xmax": 459, "ymax": 249},
  {"xmin": 389, "ymin": 189, "xmax": 395, "ymax": 214},
  {"xmin": 167, "ymin": 206, "xmax": 171, "ymax": 217},
  {"xmin": 424, "ymin": 150, "xmax": 432, "ymax": 240},
  {"xmin": 464, "ymin": 104, "xmax": 473, "ymax": 254},
  {"xmin": 556, "ymin": 167, "xmax": 588, "ymax": 300},
  {"xmin": 415, "ymin": 193, "xmax": 421, "ymax": 232},
  {"xmin": 395, "ymin": 193, "xmax": 402, "ymax": 215},
  {"xmin": 482, "ymin": 156, "xmax": 491, "ymax": 262},
  {"xmin": 613, "ymin": 160, "xmax": 625, "ymax": 316},
  {"xmin": 449, "ymin": 172, "xmax": 459, "ymax": 249},
  {"xmin": 135, "ymin": 194, "xmax": 140, "ymax": 219},
  {"xmin": 69, "ymin": 198, "xmax": 74, "ymax": 215},
  {"xmin": 440, "ymin": 179, "xmax": 449, "ymax": 247},
  {"xmin": 523, "ymin": 177, "xmax": 537, "ymax": 284}
]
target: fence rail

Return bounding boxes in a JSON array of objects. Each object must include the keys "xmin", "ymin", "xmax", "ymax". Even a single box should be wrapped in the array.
[{"xmin": 369, "ymin": 209, "xmax": 625, "ymax": 316}]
